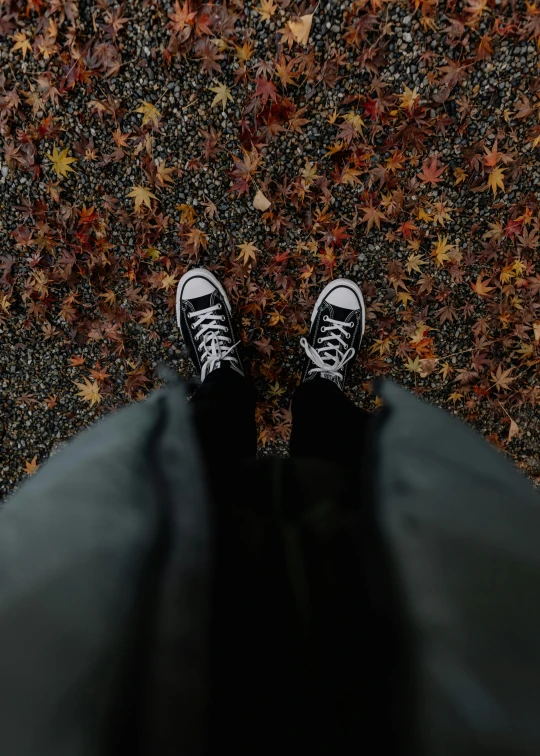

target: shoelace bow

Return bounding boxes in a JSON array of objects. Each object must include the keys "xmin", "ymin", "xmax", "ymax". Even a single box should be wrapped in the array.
[
  {"xmin": 189, "ymin": 303, "xmax": 240, "ymax": 381},
  {"xmin": 301, "ymin": 314, "xmax": 355, "ymax": 381}
]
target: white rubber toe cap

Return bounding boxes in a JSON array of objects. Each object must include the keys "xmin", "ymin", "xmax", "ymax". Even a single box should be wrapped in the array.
[
  {"xmin": 182, "ymin": 276, "xmax": 216, "ymax": 299},
  {"xmin": 325, "ymin": 285, "xmax": 361, "ymax": 310}
]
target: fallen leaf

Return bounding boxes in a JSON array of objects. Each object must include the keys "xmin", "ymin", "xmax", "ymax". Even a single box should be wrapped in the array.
[
  {"xmin": 405, "ymin": 355, "xmax": 421, "ymax": 373},
  {"xmin": 127, "ymin": 185, "xmax": 157, "ymax": 211},
  {"xmin": 24, "ymin": 456, "xmax": 40, "ymax": 475},
  {"xmin": 208, "ymin": 82, "xmax": 233, "ymax": 111},
  {"xmin": 508, "ymin": 418, "xmax": 520, "ymax": 442},
  {"xmin": 487, "ymin": 166, "xmax": 505, "ymax": 196},
  {"xmin": 155, "ymin": 161, "xmax": 176, "ymax": 188},
  {"xmin": 234, "ymin": 41, "xmax": 254, "ymax": 62},
  {"xmin": 288, "ymin": 13, "xmax": 313, "ymax": 45},
  {"xmin": 490, "ymin": 365, "xmax": 515, "ymax": 393},
  {"xmin": 135, "ymin": 101, "xmax": 161, "ymax": 128},
  {"xmin": 359, "ymin": 203, "xmax": 386, "ymax": 233},
  {"xmin": 11, "ymin": 31, "xmax": 32, "ymax": 59},
  {"xmin": 46, "ymin": 146, "xmax": 77, "ymax": 179},
  {"xmin": 160, "ymin": 273, "xmax": 178, "ymax": 290},
  {"xmin": 399, "ymin": 85, "xmax": 419, "ymax": 109},
  {"xmin": 417, "ymin": 156, "xmax": 446, "ymax": 186},
  {"xmin": 237, "ymin": 241, "xmax": 259, "ymax": 265},
  {"xmin": 253, "ymin": 189, "xmax": 271, "ymax": 211},
  {"xmin": 471, "ymin": 274, "xmax": 495, "ymax": 297},
  {"xmin": 74, "ymin": 377, "xmax": 102, "ymax": 406},
  {"xmin": 431, "ymin": 235, "xmax": 453, "ymax": 267},
  {"xmin": 256, "ymin": 0, "xmax": 278, "ymax": 22},
  {"xmin": 534, "ymin": 322, "xmax": 540, "ymax": 341}
]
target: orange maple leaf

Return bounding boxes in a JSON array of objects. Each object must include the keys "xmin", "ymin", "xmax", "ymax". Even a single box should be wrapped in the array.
[
  {"xmin": 471, "ymin": 274, "xmax": 495, "ymax": 297},
  {"xmin": 359, "ymin": 203, "xmax": 386, "ymax": 233}
]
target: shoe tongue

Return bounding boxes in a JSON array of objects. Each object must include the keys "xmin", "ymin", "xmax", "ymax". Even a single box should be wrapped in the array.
[
  {"xmin": 326, "ymin": 302, "xmax": 353, "ymax": 323},
  {"xmin": 188, "ymin": 292, "xmax": 215, "ymax": 311}
]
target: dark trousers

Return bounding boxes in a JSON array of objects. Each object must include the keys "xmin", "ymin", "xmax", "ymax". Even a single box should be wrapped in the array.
[
  {"xmin": 190, "ymin": 370, "xmax": 406, "ymax": 755},
  {"xmin": 189, "ymin": 366, "xmax": 369, "ymax": 470}
]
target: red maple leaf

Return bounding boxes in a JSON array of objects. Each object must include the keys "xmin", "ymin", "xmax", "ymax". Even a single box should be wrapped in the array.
[
  {"xmin": 254, "ymin": 77, "xmax": 278, "ymax": 105},
  {"xmin": 417, "ymin": 157, "xmax": 446, "ymax": 186}
]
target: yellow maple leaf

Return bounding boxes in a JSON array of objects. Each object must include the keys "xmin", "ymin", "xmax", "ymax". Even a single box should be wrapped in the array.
[
  {"xmin": 256, "ymin": 0, "xmax": 278, "ymax": 21},
  {"xmin": 46, "ymin": 146, "xmax": 77, "ymax": 179},
  {"xmin": 145, "ymin": 246, "xmax": 161, "ymax": 261},
  {"xmin": 160, "ymin": 273, "xmax": 178, "ymax": 290},
  {"xmin": 237, "ymin": 241, "xmax": 259, "ymax": 265},
  {"xmin": 399, "ymin": 85, "xmax": 419, "ymax": 109},
  {"xmin": 487, "ymin": 166, "xmax": 505, "ymax": 196},
  {"xmin": 234, "ymin": 41, "xmax": 254, "ymax": 62},
  {"xmin": 404, "ymin": 355, "xmax": 421, "ymax": 373},
  {"xmin": 499, "ymin": 262, "xmax": 516, "ymax": 284},
  {"xmin": 74, "ymin": 377, "xmax": 102, "ymax": 407},
  {"xmin": 208, "ymin": 82, "xmax": 233, "ymax": 111},
  {"xmin": 431, "ymin": 235, "xmax": 454, "ymax": 267},
  {"xmin": 135, "ymin": 100, "xmax": 161, "ymax": 128},
  {"xmin": 417, "ymin": 207, "xmax": 433, "ymax": 223},
  {"xmin": 342, "ymin": 111, "xmax": 365, "ymax": 135},
  {"xmin": 176, "ymin": 203, "xmax": 197, "ymax": 224},
  {"xmin": 12, "ymin": 31, "xmax": 32, "ymax": 59},
  {"xmin": 406, "ymin": 252, "xmax": 426, "ymax": 274},
  {"xmin": 288, "ymin": 13, "xmax": 313, "ymax": 45},
  {"xmin": 127, "ymin": 185, "xmax": 157, "ymax": 211},
  {"xmin": 453, "ymin": 167, "xmax": 468, "ymax": 185},
  {"xmin": 396, "ymin": 291, "xmax": 413, "ymax": 307}
]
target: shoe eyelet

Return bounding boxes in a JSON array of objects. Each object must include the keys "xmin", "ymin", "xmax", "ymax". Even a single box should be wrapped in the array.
[
  {"xmin": 323, "ymin": 315, "xmax": 329, "ymax": 322},
  {"xmin": 317, "ymin": 338, "xmax": 322, "ymax": 344}
]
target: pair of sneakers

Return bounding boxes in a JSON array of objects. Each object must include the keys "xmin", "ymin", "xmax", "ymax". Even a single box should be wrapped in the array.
[{"xmin": 176, "ymin": 268, "xmax": 365, "ymax": 392}]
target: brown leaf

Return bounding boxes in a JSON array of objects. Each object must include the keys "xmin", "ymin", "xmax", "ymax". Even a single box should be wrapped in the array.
[
  {"xmin": 253, "ymin": 189, "xmax": 271, "ymax": 211},
  {"xmin": 508, "ymin": 418, "xmax": 520, "ymax": 442},
  {"xmin": 288, "ymin": 14, "xmax": 313, "ymax": 46},
  {"xmin": 24, "ymin": 456, "xmax": 40, "ymax": 475}
]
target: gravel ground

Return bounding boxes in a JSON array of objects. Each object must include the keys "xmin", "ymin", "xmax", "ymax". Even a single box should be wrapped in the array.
[{"xmin": 2, "ymin": 0, "xmax": 540, "ymax": 499}]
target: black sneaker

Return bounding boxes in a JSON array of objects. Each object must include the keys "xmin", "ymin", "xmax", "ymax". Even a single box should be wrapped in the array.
[
  {"xmin": 301, "ymin": 278, "xmax": 365, "ymax": 390},
  {"xmin": 176, "ymin": 268, "xmax": 244, "ymax": 381}
]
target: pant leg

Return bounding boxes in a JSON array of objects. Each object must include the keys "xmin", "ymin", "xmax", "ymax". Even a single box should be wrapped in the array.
[
  {"xmin": 290, "ymin": 378, "xmax": 369, "ymax": 466},
  {"xmin": 189, "ymin": 366, "xmax": 257, "ymax": 473}
]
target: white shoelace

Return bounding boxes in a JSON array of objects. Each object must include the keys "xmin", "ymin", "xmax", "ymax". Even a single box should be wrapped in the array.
[
  {"xmin": 189, "ymin": 303, "xmax": 240, "ymax": 381},
  {"xmin": 301, "ymin": 315, "xmax": 355, "ymax": 381}
]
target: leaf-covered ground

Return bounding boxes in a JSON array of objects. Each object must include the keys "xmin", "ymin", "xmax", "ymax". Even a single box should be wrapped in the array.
[{"xmin": 2, "ymin": 0, "xmax": 540, "ymax": 497}]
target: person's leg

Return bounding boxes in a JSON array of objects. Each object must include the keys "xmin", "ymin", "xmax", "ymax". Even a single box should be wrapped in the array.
[
  {"xmin": 189, "ymin": 366, "xmax": 256, "ymax": 469},
  {"xmin": 176, "ymin": 268, "xmax": 256, "ymax": 473},
  {"xmin": 290, "ymin": 277, "xmax": 369, "ymax": 466},
  {"xmin": 290, "ymin": 378, "xmax": 369, "ymax": 466}
]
